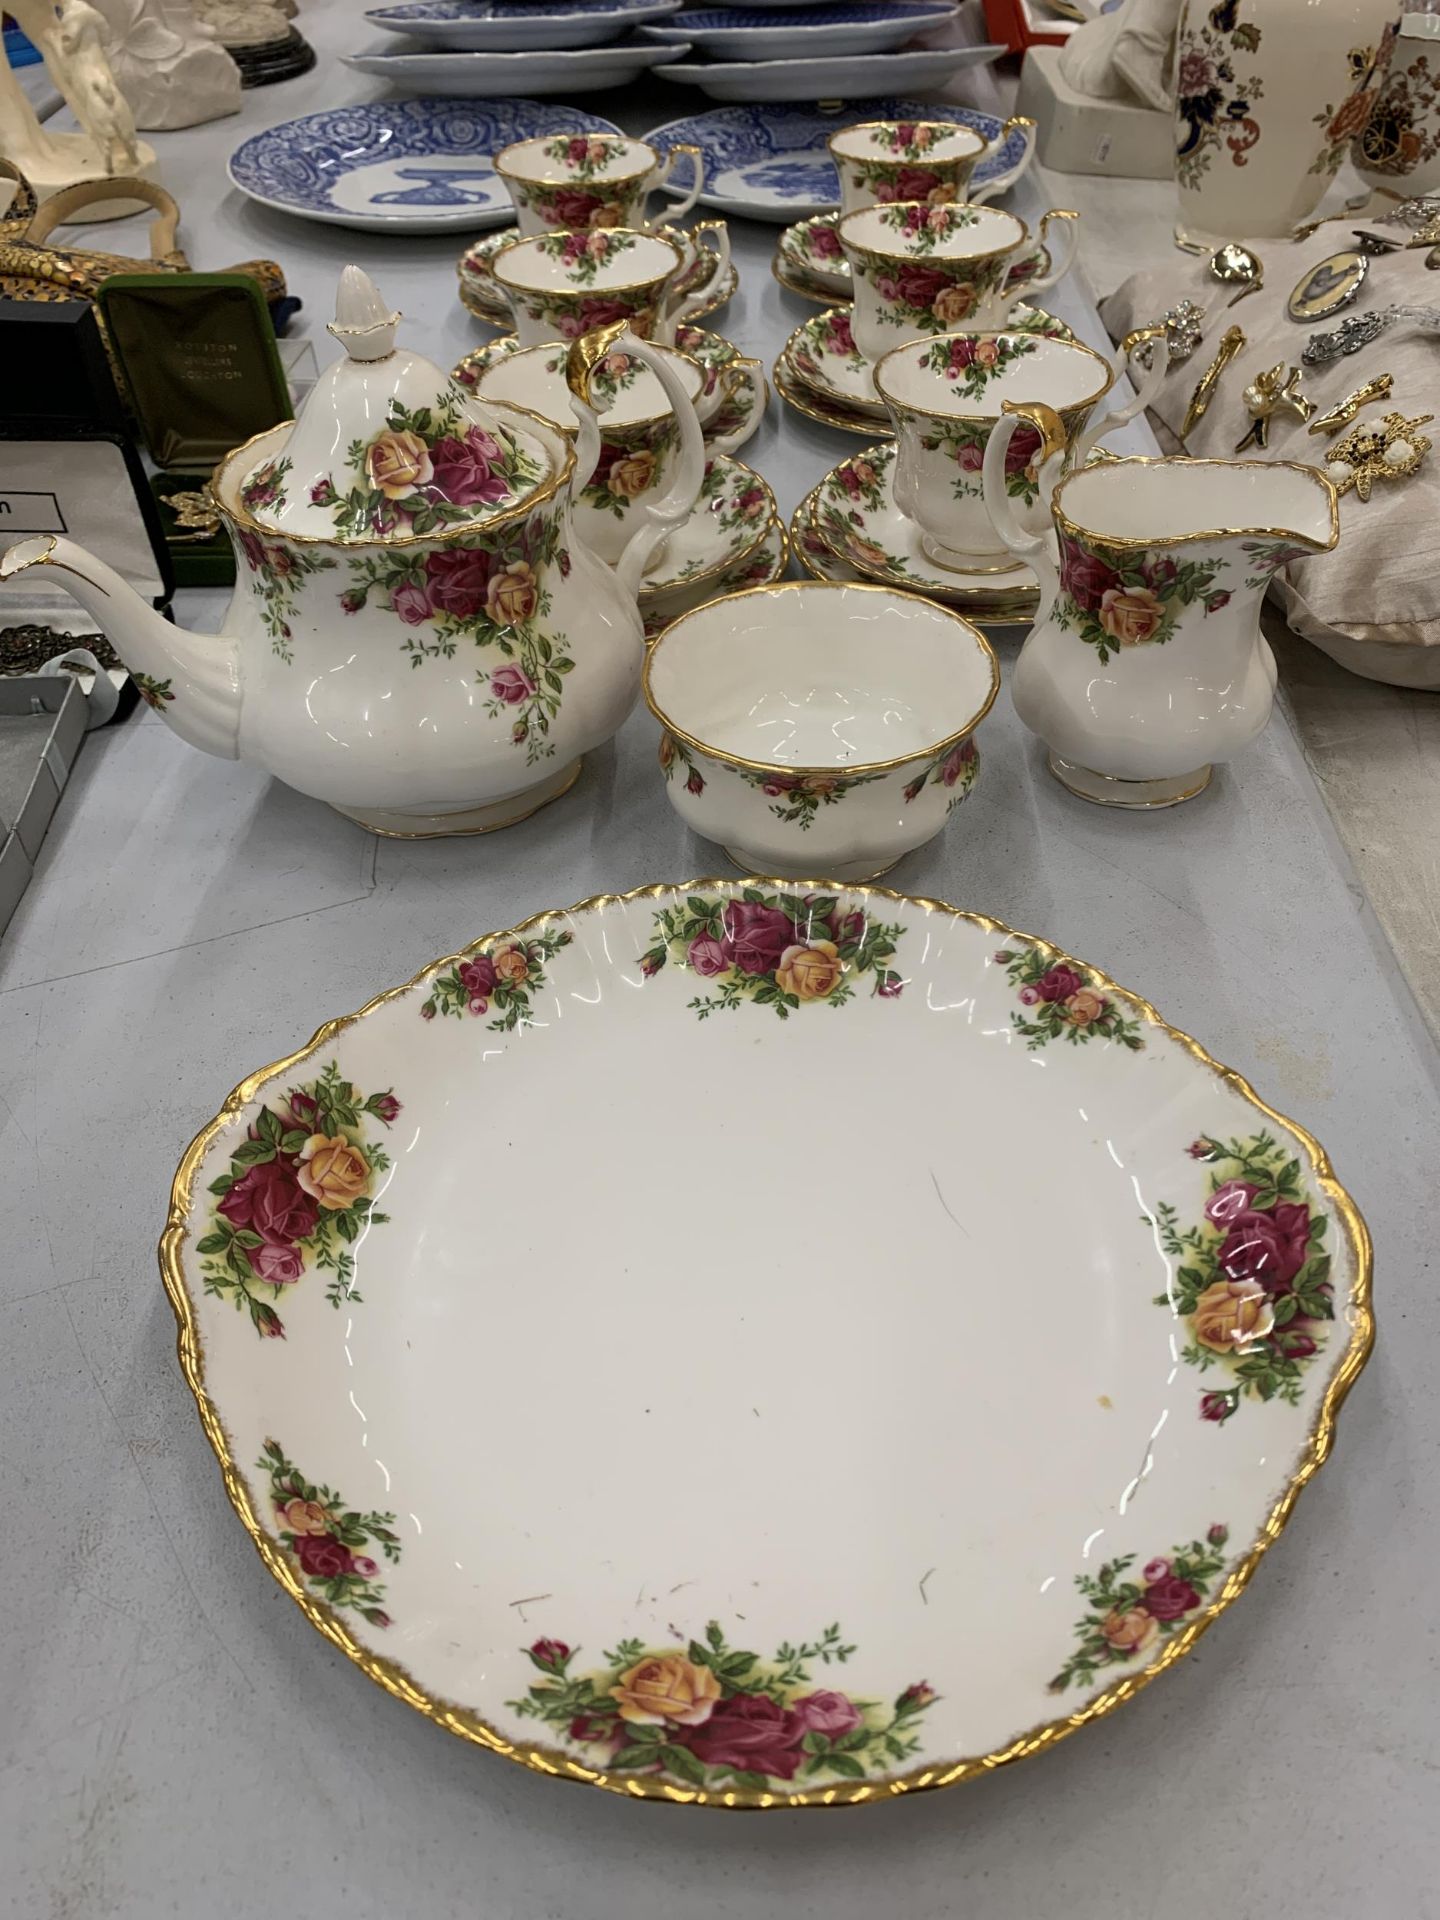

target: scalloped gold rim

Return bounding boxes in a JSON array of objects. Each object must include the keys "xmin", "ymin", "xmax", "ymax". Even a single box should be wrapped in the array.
[{"xmin": 160, "ymin": 885, "xmax": 1373, "ymax": 1811}]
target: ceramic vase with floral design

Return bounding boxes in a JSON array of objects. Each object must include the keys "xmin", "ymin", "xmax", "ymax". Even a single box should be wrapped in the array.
[
  {"xmin": 981, "ymin": 439, "xmax": 1339, "ymax": 807},
  {"xmin": 1173, "ymin": 0, "xmax": 1397, "ymax": 247},
  {"xmin": 1352, "ymin": 6, "xmax": 1440, "ymax": 193}
]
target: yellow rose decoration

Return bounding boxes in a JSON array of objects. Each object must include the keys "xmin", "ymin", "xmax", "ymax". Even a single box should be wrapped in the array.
[
  {"xmin": 493, "ymin": 946, "xmax": 530, "ymax": 985},
  {"xmin": 610, "ymin": 1653, "xmax": 721, "ymax": 1727},
  {"xmin": 1192, "ymin": 1277, "xmax": 1275, "ymax": 1353},
  {"xmin": 1099, "ymin": 1607, "xmax": 1158, "ymax": 1656},
  {"xmin": 1064, "ymin": 988, "xmax": 1107, "ymax": 1028},
  {"xmin": 931, "ymin": 283, "xmax": 976, "ymax": 325},
  {"xmin": 279, "ymin": 1497, "xmax": 331, "ymax": 1536},
  {"xmin": 485, "ymin": 561, "xmax": 539, "ymax": 628},
  {"xmin": 297, "ymin": 1134, "xmax": 371, "ymax": 1211},
  {"xmin": 609, "ymin": 450, "xmax": 657, "ymax": 500},
  {"xmin": 776, "ymin": 940, "xmax": 844, "ymax": 1001},
  {"xmin": 366, "ymin": 428, "xmax": 432, "ymax": 500}
]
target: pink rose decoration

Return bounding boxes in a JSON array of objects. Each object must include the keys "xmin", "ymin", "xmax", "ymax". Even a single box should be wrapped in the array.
[
  {"xmin": 1205, "ymin": 1180, "xmax": 1260, "ymax": 1226},
  {"xmin": 392, "ymin": 579, "xmax": 431, "ymax": 627},
  {"xmin": 790, "ymin": 1690, "xmax": 861, "ymax": 1739},
  {"xmin": 248, "ymin": 1239, "xmax": 306, "ymax": 1286},
  {"xmin": 1142, "ymin": 1557, "xmax": 1171, "ymax": 1584},
  {"xmin": 490, "ymin": 664, "xmax": 535, "ymax": 706},
  {"xmin": 811, "ymin": 223, "xmax": 841, "ymax": 259},
  {"xmin": 688, "ymin": 934, "xmax": 729, "ymax": 977}
]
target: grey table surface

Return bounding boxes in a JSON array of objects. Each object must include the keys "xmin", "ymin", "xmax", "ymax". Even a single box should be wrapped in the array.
[{"xmin": 4, "ymin": 13, "xmax": 1440, "ymax": 1918}]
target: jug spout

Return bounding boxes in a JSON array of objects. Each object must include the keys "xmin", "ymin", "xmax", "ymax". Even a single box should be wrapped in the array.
[{"xmin": 0, "ymin": 535, "xmax": 241, "ymax": 758}]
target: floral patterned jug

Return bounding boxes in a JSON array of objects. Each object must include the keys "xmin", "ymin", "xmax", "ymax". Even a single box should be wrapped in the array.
[
  {"xmin": 982, "ymin": 414, "xmax": 1339, "ymax": 807},
  {"xmin": 0, "ymin": 267, "xmax": 697, "ymax": 837}
]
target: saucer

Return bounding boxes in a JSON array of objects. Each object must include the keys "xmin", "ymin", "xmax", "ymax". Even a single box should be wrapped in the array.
[
  {"xmin": 792, "ymin": 482, "xmax": 1038, "ymax": 625},
  {"xmin": 459, "ymin": 227, "xmax": 736, "ymax": 326},
  {"xmin": 342, "ymin": 38, "xmax": 681, "ymax": 96},
  {"xmin": 227, "ymin": 97, "xmax": 621, "ymax": 234},
  {"xmin": 641, "ymin": 453, "xmax": 778, "ymax": 598},
  {"xmin": 776, "ymin": 303, "xmax": 1078, "ymax": 437},
  {"xmin": 641, "ymin": 514, "xmax": 789, "ymax": 639},
  {"xmin": 774, "ymin": 343, "xmax": 895, "ymax": 438},
  {"xmin": 452, "ymin": 326, "xmax": 767, "ymax": 457},
  {"xmin": 650, "ymin": 43, "xmax": 1002, "ymax": 103},
  {"xmin": 642, "ymin": 2, "xmax": 960, "ymax": 58},
  {"xmin": 366, "ymin": 0, "xmax": 686, "ymax": 50},
  {"xmin": 809, "ymin": 446, "xmax": 1042, "ymax": 612},
  {"xmin": 641, "ymin": 101, "xmax": 1024, "ymax": 222},
  {"xmin": 785, "ymin": 306, "xmax": 887, "ymax": 417},
  {"xmin": 774, "ymin": 213, "xmax": 848, "ymax": 302}
]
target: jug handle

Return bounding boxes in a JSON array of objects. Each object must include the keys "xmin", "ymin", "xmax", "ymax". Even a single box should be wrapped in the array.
[
  {"xmin": 1072, "ymin": 325, "xmax": 1168, "ymax": 463},
  {"xmin": 981, "ymin": 400, "xmax": 1065, "ymax": 605},
  {"xmin": 565, "ymin": 322, "xmax": 707, "ymax": 601},
  {"xmin": 968, "ymin": 116, "xmax": 1038, "ymax": 207}
]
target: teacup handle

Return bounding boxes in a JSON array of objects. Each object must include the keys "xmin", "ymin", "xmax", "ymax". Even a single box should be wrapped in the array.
[
  {"xmin": 968, "ymin": 115, "xmax": 1038, "ymax": 207},
  {"xmin": 667, "ymin": 219, "xmax": 730, "ymax": 330},
  {"xmin": 1003, "ymin": 209, "xmax": 1079, "ymax": 317},
  {"xmin": 657, "ymin": 142, "xmax": 704, "ymax": 222},
  {"xmin": 701, "ymin": 356, "xmax": 762, "ymax": 456},
  {"xmin": 1072, "ymin": 324, "xmax": 1168, "ymax": 463},
  {"xmin": 981, "ymin": 401, "xmax": 1065, "ymax": 608},
  {"xmin": 565, "ymin": 323, "xmax": 708, "ymax": 600}
]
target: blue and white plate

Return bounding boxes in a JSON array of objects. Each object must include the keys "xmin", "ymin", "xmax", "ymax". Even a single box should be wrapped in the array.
[
  {"xmin": 645, "ymin": 100, "xmax": 1021, "ymax": 221},
  {"xmin": 653, "ymin": 42, "xmax": 1001, "ymax": 101},
  {"xmin": 343, "ymin": 36, "xmax": 682, "ymax": 95},
  {"xmin": 227, "ymin": 97, "xmax": 621, "ymax": 233},
  {"xmin": 365, "ymin": 0, "xmax": 684, "ymax": 50},
  {"xmin": 643, "ymin": 2, "xmax": 958, "ymax": 57}
]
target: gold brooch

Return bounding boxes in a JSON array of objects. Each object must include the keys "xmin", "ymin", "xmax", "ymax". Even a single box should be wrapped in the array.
[
  {"xmin": 161, "ymin": 487, "xmax": 222, "ymax": 542},
  {"xmin": 1180, "ymin": 324, "xmax": 1245, "ymax": 442},
  {"xmin": 1307, "ymin": 373, "xmax": 1394, "ymax": 437},
  {"xmin": 1234, "ymin": 363, "xmax": 1313, "ymax": 452},
  {"xmin": 1323, "ymin": 410, "xmax": 1434, "ymax": 501}
]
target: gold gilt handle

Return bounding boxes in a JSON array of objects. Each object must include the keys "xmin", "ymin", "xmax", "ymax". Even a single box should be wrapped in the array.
[{"xmin": 564, "ymin": 317, "xmax": 631, "ymax": 407}]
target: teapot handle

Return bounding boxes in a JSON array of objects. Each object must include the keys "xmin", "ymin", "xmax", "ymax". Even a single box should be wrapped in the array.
[
  {"xmin": 1072, "ymin": 325, "xmax": 1168, "ymax": 463},
  {"xmin": 967, "ymin": 116, "xmax": 1038, "ymax": 207},
  {"xmin": 564, "ymin": 323, "xmax": 707, "ymax": 600},
  {"xmin": 981, "ymin": 401, "xmax": 1065, "ymax": 607}
]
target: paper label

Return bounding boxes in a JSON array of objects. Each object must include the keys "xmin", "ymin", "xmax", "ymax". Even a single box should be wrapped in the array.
[{"xmin": 0, "ymin": 490, "xmax": 66, "ymax": 535}]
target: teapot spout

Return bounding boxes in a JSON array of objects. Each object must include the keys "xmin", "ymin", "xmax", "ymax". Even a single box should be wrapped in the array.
[{"xmin": 0, "ymin": 535, "xmax": 240, "ymax": 758}]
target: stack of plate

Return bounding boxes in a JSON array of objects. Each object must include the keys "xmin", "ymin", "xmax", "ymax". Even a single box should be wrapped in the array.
[
  {"xmin": 345, "ymin": 0, "xmax": 689, "ymax": 95},
  {"xmin": 641, "ymin": 0, "xmax": 1005, "ymax": 102}
]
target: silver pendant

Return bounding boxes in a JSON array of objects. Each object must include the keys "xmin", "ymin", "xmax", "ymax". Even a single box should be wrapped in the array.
[{"xmin": 1302, "ymin": 310, "xmax": 1387, "ymax": 364}]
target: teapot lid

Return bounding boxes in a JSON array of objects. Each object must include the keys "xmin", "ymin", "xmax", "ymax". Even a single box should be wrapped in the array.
[{"xmin": 236, "ymin": 265, "xmax": 552, "ymax": 541}]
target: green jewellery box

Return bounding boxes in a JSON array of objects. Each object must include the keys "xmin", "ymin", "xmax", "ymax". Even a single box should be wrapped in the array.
[{"xmin": 95, "ymin": 273, "xmax": 297, "ymax": 588}]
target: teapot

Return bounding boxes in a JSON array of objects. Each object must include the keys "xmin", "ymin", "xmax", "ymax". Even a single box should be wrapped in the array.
[
  {"xmin": 982, "ymin": 411, "xmax": 1339, "ymax": 807},
  {"xmin": 0, "ymin": 268, "xmax": 705, "ymax": 837}
]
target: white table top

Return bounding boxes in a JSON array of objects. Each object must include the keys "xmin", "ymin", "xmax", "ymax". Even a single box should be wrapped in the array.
[{"xmin": 4, "ymin": 11, "xmax": 1439, "ymax": 1918}]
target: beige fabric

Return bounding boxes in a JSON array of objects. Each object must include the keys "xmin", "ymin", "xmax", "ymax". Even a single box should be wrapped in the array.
[{"xmin": 1099, "ymin": 224, "xmax": 1440, "ymax": 686}]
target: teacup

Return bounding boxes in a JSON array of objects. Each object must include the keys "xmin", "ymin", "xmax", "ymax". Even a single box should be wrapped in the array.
[
  {"xmin": 873, "ymin": 332, "xmax": 1117, "ymax": 573},
  {"xmin": 837, "ymin": 201, "xmax": 1079, "ymax": 363},
  {"xmin": 491, "ymin": 225, "xmax": 730, "ymax": 347},
  {"xmin": 469, "ymin": 338, "xmax": 718, "ymax": 567},
  {"xmin": 495, "ymin": 132, "xmax": 704, "ymax": 237},
  {"xmin": 827, "ymin": 115, "xmax": 1037, "ymax": 216},
  {"xmin": 645, "ymin": 579, "xmax": 998, "ymax": 881}
]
